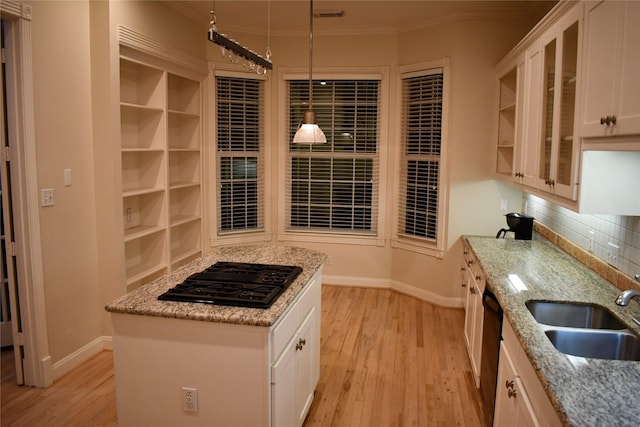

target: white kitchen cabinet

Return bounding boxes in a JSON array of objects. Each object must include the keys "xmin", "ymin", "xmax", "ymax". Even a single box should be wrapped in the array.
[
  {"xmin": 494, "ymin": 342, "xmax": 538, "ymax": 427},
  {"xmin": 462, "ymin": 244, "xmax": 484, "ymax": 388},
  {"xmin": 271, "ymin": 273, "xmax": 320, "ymax": 427},
  {"xmin": 119, "ymin": 50, "xmax": 203, "ymax": 291},
  {"xmin": 517, "ymin": 41, "xmax": 544, "ymax": 189},
  {"xmin": 495, "ymin": 64, "xmax": 519, "ymax": 178},
  {"xmin": 534, "ymin": 5, "xmax": 582, "ymax": 200},
  {"xmin": 580, "ymin": 0, "xmax": 640, "ymax": 138},
  {"xmin": 494, "ymin": 319, "xmax": 561, "ymax": 427},
  {"xmin": 272, "ymin": 308, "xmax": 316, "ymax": 427}
]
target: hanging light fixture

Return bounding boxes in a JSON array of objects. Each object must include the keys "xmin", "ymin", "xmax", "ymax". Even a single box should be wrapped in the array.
[
  {"xmin": 293, "ymin": 0, "xmax": 326, "ymax": 144},
  {"xmin": 208, "ymin": 0, "xmax": 272, "ymax": 74}
]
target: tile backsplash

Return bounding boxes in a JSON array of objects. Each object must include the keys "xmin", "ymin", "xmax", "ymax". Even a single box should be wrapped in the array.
[{"xmin": 524, "ymin": 193, "xmax": 640, "ymax": 283}]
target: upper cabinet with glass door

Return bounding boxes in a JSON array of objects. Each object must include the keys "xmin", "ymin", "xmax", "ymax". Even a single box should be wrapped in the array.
[
  {"xmin": 535, "ymin": 7, "xmax": 581, "ymax": 201},
  {"xmin": 580, "ymin": 0, "xmax": 640, "ymax": 138}
]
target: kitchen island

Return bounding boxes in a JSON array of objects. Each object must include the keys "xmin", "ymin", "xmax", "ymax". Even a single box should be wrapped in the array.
[
  {"xmin": 105, "ymin": 245, "xmax": 326, "ymax": 427},
  {"xmin": 464, "ymin": 236, "xmax": 640, "ymax": 426}
]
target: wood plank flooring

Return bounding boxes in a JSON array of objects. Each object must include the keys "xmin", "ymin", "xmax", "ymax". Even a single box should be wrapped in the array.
[
  {"xmin": 303, "ymin": 286, "xmax": 485, "ymax": 427},
  {"xmin": 1, "ymin": 285, "xmax": 485, "ymax": 427},
  {"xmin": 1, "ymin": 349, "xmax": 117, "ymax": 427}
]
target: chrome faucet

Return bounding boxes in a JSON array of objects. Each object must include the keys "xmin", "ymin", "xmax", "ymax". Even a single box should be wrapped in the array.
[{"xmin": 615, "ymin": 289, "xmax": 640, "ymax": 306}]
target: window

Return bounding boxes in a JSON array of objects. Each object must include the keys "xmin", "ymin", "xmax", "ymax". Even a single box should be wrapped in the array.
[
  {"xmin": 395, "ymin": 65, "xmax": 448, "ymax": 255},
  {"xmin": 215, "ymin": 75, "xmax": 264, "ymax": 235},
  {"xmin": 286, "ymin": 79, "xmax": 380, "ymax": 235}
]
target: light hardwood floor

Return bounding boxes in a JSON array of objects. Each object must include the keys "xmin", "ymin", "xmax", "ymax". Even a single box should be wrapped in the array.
[{"xmin": 1, "ymin": 285, "xmax": 485, "ymax": 426}]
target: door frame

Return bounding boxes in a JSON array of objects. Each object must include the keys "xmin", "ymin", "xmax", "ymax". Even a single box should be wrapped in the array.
[{"xmin": 1, "ymin": 0, "xmax": 52, "ymax": 388}]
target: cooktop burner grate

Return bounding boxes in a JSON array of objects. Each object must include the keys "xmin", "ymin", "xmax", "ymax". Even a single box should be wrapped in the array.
[{"xmin": 157, "ymin": 262, "xmax": 303, "ymax": 309}]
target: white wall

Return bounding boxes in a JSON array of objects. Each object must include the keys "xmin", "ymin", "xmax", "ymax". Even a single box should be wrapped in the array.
[{"xmin": 29, "ymin": 0, "xmax": 102, "ymax": 364}]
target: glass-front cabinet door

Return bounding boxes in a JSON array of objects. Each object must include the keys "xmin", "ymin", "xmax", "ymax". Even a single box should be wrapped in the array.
[{"xmin": 536, "ymin": 7, "xmax": 581, "ymax": 200}]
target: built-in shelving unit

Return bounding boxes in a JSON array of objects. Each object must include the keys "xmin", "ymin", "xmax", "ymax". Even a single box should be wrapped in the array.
[
  {"xmin": 119, "ymin": 57, "xmax": 202, "ymax": 291},
  {"xmin": 496, "ymin": 68, "xmax": 517, "ymax": 176}
]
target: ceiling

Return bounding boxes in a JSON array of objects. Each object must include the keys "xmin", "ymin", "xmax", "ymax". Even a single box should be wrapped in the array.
[{"xmin": 165, "ymin": 0, "xmax": 557, "ymax": 36}]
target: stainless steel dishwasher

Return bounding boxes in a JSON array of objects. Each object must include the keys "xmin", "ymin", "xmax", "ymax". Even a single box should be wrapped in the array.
[{"xmin": 480, "ymin": 288, "xmax": 503, "ymax": 426}]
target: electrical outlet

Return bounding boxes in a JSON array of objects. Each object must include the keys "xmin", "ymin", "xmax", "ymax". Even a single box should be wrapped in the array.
[
  {"xmin": 326, "ymin": 256, "xmax": 333, "ymax": 265},
  {"xmin": 500, "ymin": 199, "xmax": 508, "ymax": 212},
  {"xmin": 588, "ymin": 230, "xmax": 595, "ymax": 252},
  {"xmin": 607, "ymin": 242, "xmax": 620, "ymax": 268},
  {"xmin": 182, "ymin": 387, "xmax": 198, "ymax": 413}
]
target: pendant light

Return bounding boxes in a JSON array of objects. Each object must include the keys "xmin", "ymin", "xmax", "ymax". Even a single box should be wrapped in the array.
[{"xmin": 293, "ymin": 0, "xmax": 327, "ymax": 144}]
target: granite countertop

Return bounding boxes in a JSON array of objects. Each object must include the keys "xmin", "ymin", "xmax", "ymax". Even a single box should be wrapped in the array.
[
  {"xmin": 464, "ymin": 236, "xmax": 640, "ymax": 427},
  {"xmin": 105, "ymin": 245, "xmax": 327, "ymax": 327}
]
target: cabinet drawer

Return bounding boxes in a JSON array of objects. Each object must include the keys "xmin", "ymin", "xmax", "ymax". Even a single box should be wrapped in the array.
[{"xmin": 271, "ymin": 270, "xmax": 321, "ymax": 361}]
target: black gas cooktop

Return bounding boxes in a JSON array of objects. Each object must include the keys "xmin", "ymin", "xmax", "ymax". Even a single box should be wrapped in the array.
[{"xmin": 157, "ymin": 262, "xmax": 303, "ymax": 309}]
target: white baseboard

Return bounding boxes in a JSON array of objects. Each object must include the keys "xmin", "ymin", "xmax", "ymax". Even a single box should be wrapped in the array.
[
  {"xmin": 323, "ymin": 274, "xmax": 391, "ymax": 289},
  {"xmin": 323, "ymin": 274, "xmax": 464, "ymax": 308},
  {"xmin": 52, "ymin": 335, "xmax": 113, "ymax": 380}
]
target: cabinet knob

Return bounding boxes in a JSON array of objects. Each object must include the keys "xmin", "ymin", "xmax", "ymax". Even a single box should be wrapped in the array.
[
  {"xmin": 296, "ymin": 337, "xmax": 306, "ymax": 351},
  {"xmin": 505, "ymin": 380, "xmax": 514, "ymax": 389},
  {"xmin": 600, "ymin": 115, "xmax": 617, "ymax": 126},
  {"xmin": 470, "ymin": 287, "xmax": 477, "ymax": 294},
  {"xmin": 462, "ymin": 283, "xmax": 467, "ymax": 288},
  {"xmin": 475, "ymin": 275, "xmax": 482, "ymax": 281},
  {"xmin": 508, "ymin": 389, "xmax": 518, "ymax": 399}
]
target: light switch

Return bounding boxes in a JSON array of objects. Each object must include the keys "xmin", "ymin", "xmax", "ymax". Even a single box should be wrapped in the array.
[
  {"xmin": 41, "ymin": 189, "xmax": 54, "ymax": 207},
  {"xmin": 64, "ymin": 169, "xmax": 72, "ymax": 186}
]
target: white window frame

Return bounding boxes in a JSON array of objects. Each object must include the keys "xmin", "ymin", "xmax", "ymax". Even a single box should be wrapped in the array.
[
  {"xmin": 208, "ymin": 65, "xmax": 272, "ymax": 246},
  {"xmin": 277, "ymin": 67, "xmax": 389, "ymax": 247},
  {"xmin": 391, "ymin": 59, "xmax": 450, "ymax": 258}
]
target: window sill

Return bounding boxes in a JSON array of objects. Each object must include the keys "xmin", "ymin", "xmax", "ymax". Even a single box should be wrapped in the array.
[
  {"xmin": 278, "ymin": 230, "xmax": 385, "ymax": 247},
  {"xmin": 210, "ymin": 231, "xmax": 272, "ymax": 247},
  {"xmin": 391, "ymin": 237, "xmax": 444, "ymax": 259}
]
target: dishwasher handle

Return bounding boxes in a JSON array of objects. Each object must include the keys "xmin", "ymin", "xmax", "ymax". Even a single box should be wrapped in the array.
[{"xmin": 482, "ymin": 289, "xmax": 502, "ymax": 316}]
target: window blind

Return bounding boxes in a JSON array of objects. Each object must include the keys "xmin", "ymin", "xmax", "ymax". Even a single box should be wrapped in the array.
[
  {"xmin": 216, "ymin": 76, "xmax": 264, "ymax": 234},
  {"xmin": 287, "ymin": 80, "xmax": 380, "ymax": 233},
  {"xmin": 398, "ymin": 70, "xmax": 443, "ymax": 241}
]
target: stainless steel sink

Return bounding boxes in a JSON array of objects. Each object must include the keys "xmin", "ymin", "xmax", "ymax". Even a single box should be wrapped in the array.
[
  {"xmin": 525, "ymin": 300, "xmax": 626, "ymax": 330},
  {"xmin": 545, "ymin": 329, "xmax": 640, "ymax": 361}
]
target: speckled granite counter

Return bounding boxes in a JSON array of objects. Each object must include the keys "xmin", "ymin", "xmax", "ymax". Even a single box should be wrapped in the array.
[
  {"xmin": 105, "ymin": 245, "xmax": 327, "ymax": 327},
  {"xmin": 464, "ymin": 236, "xmax": 640, "ymax": 426}
]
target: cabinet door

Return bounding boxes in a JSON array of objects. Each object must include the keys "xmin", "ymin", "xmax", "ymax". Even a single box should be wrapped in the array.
[
  {"xmin": 272, "ymin": 330, "xmax": 297, "ymax": 427},
  {"xmin": 295, "ymin": 309, "xmax": 316, "ymax": 425},
  {"xmin": 494, "ymin": 344, "xmax": 540, "ymax": 427},
  {"xmin": 272, "ymin": 307, "xmax": 317, "ymax": 427},
  {"xmin": 520, "ymin": 42, "xmax": 543, "ymax": 188},
  {"xmin": 464, "ymin": 265, "xmax": 483, "ymax": 388},
  {"xmin": 536, "ymin": 7, "xmax": 581, "ymax": 200},
  {"xmin": 463, "ymin": 265, "xmax": 474, "ymax": 357},
  {"xmin": 470, "ymin": 273, "xmax": 484, "ymax": 388},
  {"xmin": 581, "ymin": 1, "xmax": 640, "ymax": 137}
]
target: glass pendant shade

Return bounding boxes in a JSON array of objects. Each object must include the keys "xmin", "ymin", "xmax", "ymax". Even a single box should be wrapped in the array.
[
  {"xmin": 293, "ymin": 0, "xmax": 326, "ymax": 145},
  {"xmin": 293, "ymin": 110, "xmax": 327, "ymax": 144}
]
